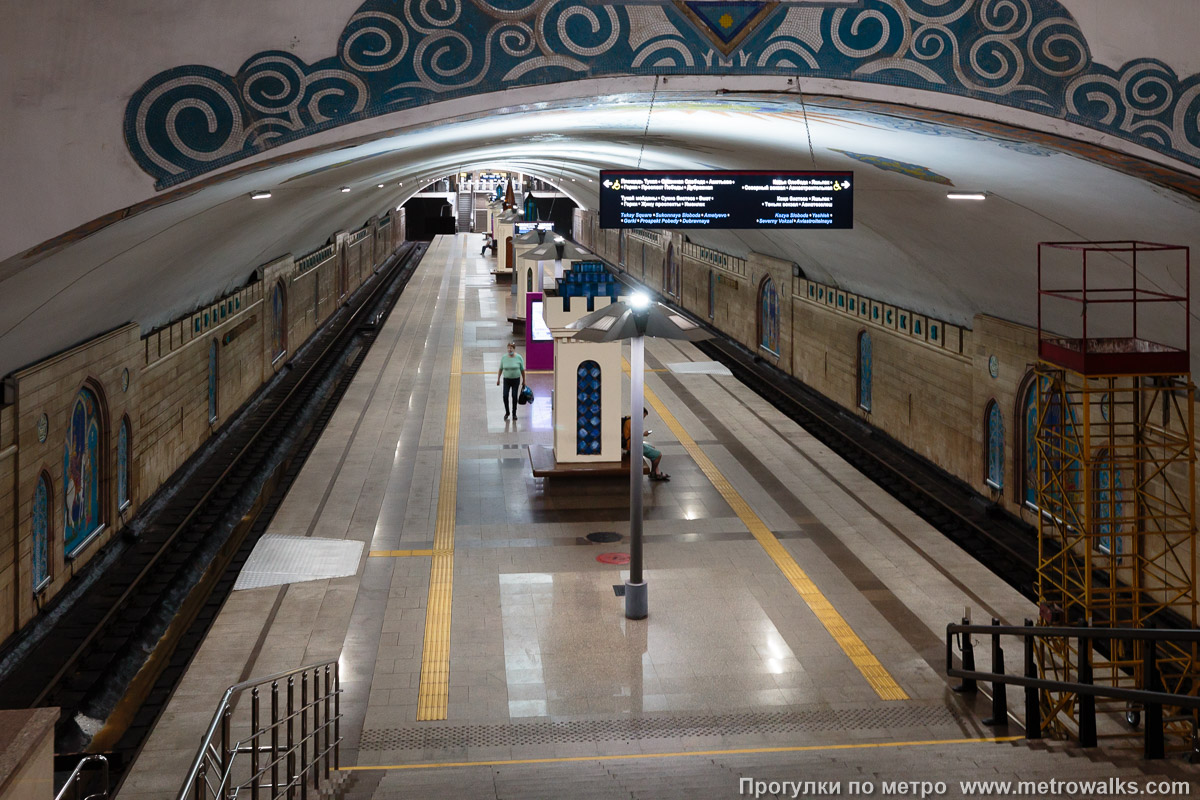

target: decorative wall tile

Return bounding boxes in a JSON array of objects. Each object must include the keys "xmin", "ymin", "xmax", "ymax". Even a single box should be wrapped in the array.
[{"xmin": 912, "ymin": 314, "xmax": 926, "ymax": 340}]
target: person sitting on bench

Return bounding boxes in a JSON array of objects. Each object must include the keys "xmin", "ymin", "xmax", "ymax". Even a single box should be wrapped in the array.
[
  {"xmin": 622, "ymin": 408, "xmax": 669, "ymax": 481},
  {"xmin": 481, "ymin": 234, "xmax": 497, "ymax": 256}
]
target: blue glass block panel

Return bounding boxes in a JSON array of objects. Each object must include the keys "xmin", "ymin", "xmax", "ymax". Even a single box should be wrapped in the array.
[
  {"xmin": 194, "ymin": 319, "xmax": 200, "ymax": 332},
  {"xmin": 849, "ymin": 299, "xmax": 855, "ymax": 312},
  {"xmin": 837, "ymin": 295, "xmax": 844, "ymax": 307},
  {"xmin": 204, "ymin": 312, "xmax": 209, "ymax": 325},
  {"xmin": 576, "ymin": 360, "xmax": 602, "ymax": 455}
]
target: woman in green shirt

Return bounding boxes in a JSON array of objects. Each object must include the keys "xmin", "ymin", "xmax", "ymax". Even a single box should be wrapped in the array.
[{"xmin": 496, "ymin": 342, "xmax": 526, "ymax": 420}]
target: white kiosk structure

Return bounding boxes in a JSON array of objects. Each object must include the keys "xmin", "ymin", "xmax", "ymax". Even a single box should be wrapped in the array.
[
  {"xmin": 541, "ymin": 295, "xmax": 627, "ymax": 466},
  {"xmin": 494, "ymin": 210, "xmax": 520, "ymax": 275},
  {"xmin": 515, "ymin": 237, "xmax": 591, "ymax": 322}
]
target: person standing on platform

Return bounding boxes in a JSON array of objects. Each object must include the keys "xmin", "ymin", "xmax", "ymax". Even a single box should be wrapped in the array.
[{"xmin": 497, "ymin": 341, "xmax": 526, "ymax": 420}]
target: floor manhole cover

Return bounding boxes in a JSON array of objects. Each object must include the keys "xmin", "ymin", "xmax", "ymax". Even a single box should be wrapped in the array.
[
  {"xmin": 586, "ymin": 531, "xmax": 622, "ymax": 543},
  {"xmin": 596, "ymin": 552, "xmax": 630, "ymax": 565}
]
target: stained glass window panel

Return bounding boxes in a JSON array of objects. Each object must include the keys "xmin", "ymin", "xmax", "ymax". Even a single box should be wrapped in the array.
[
  {"xmin": 118, "ymin": 419, "xmax": 130, "ymax": 507},
  {"xmin": 209, "ymin": 340, "xmax": 218, "ymax": 423},
  {"xmin": 63, "ymin": 388, "xmax": 103, "ymax": 556},
  {"xmin": 760, "ymin": 277, "xmax": 779, "ymax": 354},
  {"xmin": 986, "ymin": 402, "xmax": 1004, "ymax": 489},
  {"xmin": 271, "ymin": 283, "xmax": 287, "ymax": 359},
  {"xmin": 1095, "ymin": 453, "xmax": 1124, "ymax": 555},
  {"xmin": 1023, "ymin": 382, "xmax": 1038, "ymax": 505},
  {"xmin": 33, "ymin": 475, "xmax": 50, "ymax": 590},
  {"xmin": 858, "ymin": 332, "xmax": 872, "ymax": 412}
]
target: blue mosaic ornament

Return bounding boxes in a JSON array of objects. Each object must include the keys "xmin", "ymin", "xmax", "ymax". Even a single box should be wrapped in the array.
[
  {"xmin": 576, "ymin": 361, "xmax": 602, "ymax": 454},
  {"xmin": 124, "ymin": 1, "xmax": 1200, "ymax": 188}
]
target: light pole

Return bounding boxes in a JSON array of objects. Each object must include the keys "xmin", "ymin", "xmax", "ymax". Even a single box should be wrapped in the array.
[
  {"xmin": 567, "ymin": 291, "xmax": 711, "ymax": 619},
  {"xmin": 625, "ymin": 293, "xmax": 650, "ymax": 618}
]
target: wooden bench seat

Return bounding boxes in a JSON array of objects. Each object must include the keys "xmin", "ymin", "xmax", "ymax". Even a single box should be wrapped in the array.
[{"xmin": 528, "ymin": 444, "xmax": 649, "ymax": 479}]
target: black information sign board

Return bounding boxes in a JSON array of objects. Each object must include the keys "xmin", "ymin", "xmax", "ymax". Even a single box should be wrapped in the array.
[{"xmin": 599, "ymin": 170, "xmax": 853, "ymax": 229}]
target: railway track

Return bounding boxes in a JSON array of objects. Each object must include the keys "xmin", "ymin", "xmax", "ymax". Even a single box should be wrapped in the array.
[
  {"xmin": 0, "ymin": 241, "xmax": 427, "ymax": 788},
  {"xmin": 692, "ymin": 335, "xmax": 1042, "ymax": 602}
]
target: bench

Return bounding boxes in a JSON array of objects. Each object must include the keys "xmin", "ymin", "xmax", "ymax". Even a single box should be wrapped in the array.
[{"xmin": 527, "ymin": 444, "xmax": 649, "ymax": 479}]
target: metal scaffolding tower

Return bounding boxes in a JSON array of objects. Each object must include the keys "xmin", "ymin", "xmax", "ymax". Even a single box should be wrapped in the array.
[{"xmin": 1032, "ymin": 241, "xmax": 1197, "ymax": 740}]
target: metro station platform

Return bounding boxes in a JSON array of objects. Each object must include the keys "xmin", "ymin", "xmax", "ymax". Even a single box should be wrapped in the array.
[{"xmin": 119, "ymin": 235, "xmax": 1198, "ymax": 798}]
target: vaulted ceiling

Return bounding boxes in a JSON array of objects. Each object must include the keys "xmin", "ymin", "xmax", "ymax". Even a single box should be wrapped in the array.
[{"xmin": 3, "ymin": 90, "xmax": 1199, "ymax": 378}]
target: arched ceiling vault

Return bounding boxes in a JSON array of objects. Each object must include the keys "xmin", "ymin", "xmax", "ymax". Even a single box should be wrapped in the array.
[
  {"xmin": 6, "ymin": 0, "xmax": 1200, "ymax": 378},
  {"xmin": 4, "ymin": 90, "xmax": 1200, "ymax": 380}
]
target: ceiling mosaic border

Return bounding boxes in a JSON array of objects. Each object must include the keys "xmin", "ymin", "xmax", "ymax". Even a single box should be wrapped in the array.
[{"xmin": 124, "ymin": 0, "xmax": 1200, "ymax": 188}]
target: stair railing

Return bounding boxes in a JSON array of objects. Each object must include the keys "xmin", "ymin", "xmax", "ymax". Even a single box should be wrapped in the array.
[
  {"xmin": 947, "ymin": 619, "xmax": 1200, "ymax": 759},
  {"xmin": 177, "ymin": 660, "xmax": 340, "ymax": 800},
  {"xmin": 55, "ymin": 754, "xmax": 109, "ymax": 800}
]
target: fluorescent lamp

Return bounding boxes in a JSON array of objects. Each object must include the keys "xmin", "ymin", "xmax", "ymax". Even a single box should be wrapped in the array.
[
  {"xmin": 250, "ymin": 191, "xmax": 271, "ymax": 200},
  {"xmin": 947, "ymin": 192, "xmax": 986, "ymax": 200},
  {"xmin": 377, "ymin": 184, "xmax": 385, "ymax": 188},
  {"xmin": 339, "ymin": 186, "xmax": 351, "ymax": 193}
]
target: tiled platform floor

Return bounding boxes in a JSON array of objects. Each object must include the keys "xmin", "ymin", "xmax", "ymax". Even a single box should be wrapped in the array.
[{"xmin": 119, "ymin": 235, "xmax": 1199, "ymax": 798}]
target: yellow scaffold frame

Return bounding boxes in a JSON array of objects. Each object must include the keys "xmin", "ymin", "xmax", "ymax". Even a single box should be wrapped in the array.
[{"xmin": 1032, "ymin": 364, "xmax": 1198, "ymax": 741}]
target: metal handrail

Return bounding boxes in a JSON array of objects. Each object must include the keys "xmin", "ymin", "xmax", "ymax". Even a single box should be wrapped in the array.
[
  {"xmin": 946, "ymin": 619, "xmax": 1200, "ymax": 759},
  {"xmin": 177, "ymin": 659, "xmax": 341, "ymax": 800},
  {"xmin": 55, "ymin": 754, "xmax": 109, "ymax": 800}
]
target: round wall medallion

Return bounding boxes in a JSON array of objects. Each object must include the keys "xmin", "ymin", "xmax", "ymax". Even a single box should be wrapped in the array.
[
  {"xmin": 36, "ymin": 414, "xmax": 48, "ymax": 443},
  {"xmin": 1100, "ymin": 393, "xmax": 1110, "ymax": 421},
  {"xmin": 121, "ymin": 368, "xmax": 130, "ymax": 392},
  {"xmin": 988, "ymin": 355, "xmax": 999, "ymax": 379}
]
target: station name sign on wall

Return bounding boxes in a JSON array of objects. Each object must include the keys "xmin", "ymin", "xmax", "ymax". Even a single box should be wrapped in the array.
[{"xmin": 599, "ymin": 171, "xmax": 853, "ymax": 229}]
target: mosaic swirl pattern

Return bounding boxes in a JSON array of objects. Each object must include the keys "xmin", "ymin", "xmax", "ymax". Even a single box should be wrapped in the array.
[{"xmin": 124, "ymin": 0, "xmax": 1200, "ymax": 187}]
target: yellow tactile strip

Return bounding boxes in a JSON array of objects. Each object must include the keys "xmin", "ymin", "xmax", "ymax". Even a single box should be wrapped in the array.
[
  {"xmin": 338, "ymin": 736, "xmax": 1022, "ymax": 771},
  {"xmin": 369, "ymin": 550, "xmax": 435, "ymax": 558},
  {"xmin": 416, "ymin": 289, "xmax": 465, "ymax": 721},
  {"xmin": 630, "ymin": 360, "xmax": 909, "ymax": 702}
]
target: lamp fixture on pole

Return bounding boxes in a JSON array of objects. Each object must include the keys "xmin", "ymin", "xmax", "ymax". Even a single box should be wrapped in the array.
[{"xmin": 566, "ymin": 292, "xmax": 711, "ymax": 619}]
